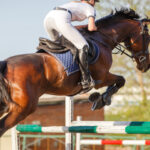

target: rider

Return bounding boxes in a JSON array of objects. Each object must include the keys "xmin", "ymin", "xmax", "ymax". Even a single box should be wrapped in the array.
[{"xmin": 44, "ymin": 0, "xmax": 99, "ymax": 90}]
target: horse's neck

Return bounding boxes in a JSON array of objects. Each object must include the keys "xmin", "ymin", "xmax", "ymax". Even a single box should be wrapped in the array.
[
  {"xmin": 76, "ymin": 20, "xmax": 138, "ymax": 50},
  {"xmin": 101, "ymin": 20, "xmax": 137, "ymax": 49}
]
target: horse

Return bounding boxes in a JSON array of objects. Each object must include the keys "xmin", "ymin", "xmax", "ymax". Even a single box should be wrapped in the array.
[{"xmin": 0, "ymin": 8, "xmax": 150, "ymax": 136}]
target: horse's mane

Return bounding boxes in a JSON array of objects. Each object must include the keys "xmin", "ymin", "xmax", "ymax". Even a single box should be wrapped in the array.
[
  {"xmin": 96, "ymin": 8, "xmax": 140, "ymax": 27},
  {"xmin": 112, "ymin": 8, "xmax": 140, "ymax": 19}
]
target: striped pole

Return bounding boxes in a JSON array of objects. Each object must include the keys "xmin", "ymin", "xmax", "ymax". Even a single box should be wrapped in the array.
[
  {"xmin": 16, "ymin": 124, "xmax": 150, "ymax": 134},
  {"xmin": 71, "ymin": 121, "xmax": 150, "ymax": 127},
  {"xmin": 80, "ymin": 139, "xmax": 150, "ymax": 145}
]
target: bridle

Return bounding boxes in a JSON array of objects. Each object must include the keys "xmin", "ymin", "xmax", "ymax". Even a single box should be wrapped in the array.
[
  {"xmin": 101, "ymin": 19, "xmax": 150, "ymax": 64},
  {"xmin": 125, "ymin": 20, "xmax": 149, "ymax": 64}
]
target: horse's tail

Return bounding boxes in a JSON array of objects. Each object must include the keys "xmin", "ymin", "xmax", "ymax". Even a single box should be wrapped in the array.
[{"xmin": 0, "ymin": 61, "xmax": 12, "ymax": 115}]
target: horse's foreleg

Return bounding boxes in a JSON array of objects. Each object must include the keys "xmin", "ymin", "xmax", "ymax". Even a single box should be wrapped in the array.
[
  {"xmin": 89, "ymin": 73, "xmax": 125, "ymax": 110},
  {"xmin": 0, "ymin": 97, "xmax": 38, "ymax": 137},
  {"xmin": 102, "ymin": 75, "xmax": 125, "ymax": 105},
  {"xmin": 0, "ymin": 102, "xmax": 23, "ymax": 136}
]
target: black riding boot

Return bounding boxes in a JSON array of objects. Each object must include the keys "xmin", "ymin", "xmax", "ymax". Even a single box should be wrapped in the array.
[{"xmin": 78, "ymin": 45, "xmax": 95, "ymax": 89}]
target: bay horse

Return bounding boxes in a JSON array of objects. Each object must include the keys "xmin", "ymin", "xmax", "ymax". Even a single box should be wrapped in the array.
[{"xmin": 0, "ymin": 9, "xmax": 150, "ymax": 136}]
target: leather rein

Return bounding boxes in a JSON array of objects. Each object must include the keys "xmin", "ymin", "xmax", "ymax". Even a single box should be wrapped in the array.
[{"xmin": 98, "ymin": 19, "xmax": 150, "ymax": 63}]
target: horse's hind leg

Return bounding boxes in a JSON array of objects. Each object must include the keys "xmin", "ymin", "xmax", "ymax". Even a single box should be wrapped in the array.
[{"xmin": 0, "ymin": 96, "xmax": 38, "ymax": 137}]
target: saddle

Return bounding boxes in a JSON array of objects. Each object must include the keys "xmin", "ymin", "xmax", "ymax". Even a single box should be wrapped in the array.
[{"xmin": 37, "ymin": 36, "xmax": 97, "ymax": 64}]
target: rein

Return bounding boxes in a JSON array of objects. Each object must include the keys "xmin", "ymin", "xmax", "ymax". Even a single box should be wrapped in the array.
[
  {"xmin": 98, "ymin": 29, "xmax": 133, "ymax": 58},
  {"xmin": 98, "ymin": 20, "xmax": 149, "ymax": 61}
]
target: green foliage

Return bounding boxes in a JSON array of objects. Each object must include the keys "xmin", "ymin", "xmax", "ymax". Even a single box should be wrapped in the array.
[
  {"xmin": 105, "ymin": 100, "xmax": 150, "ymax": 121},
  {"xmin": 96, "ymin": 0, "xmax": 150, "ymax": 18}
]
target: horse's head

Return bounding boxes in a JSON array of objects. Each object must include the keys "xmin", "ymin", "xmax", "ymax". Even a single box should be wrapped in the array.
[
  {"xmin": 95, "ymin": 9, "xmax": 150, "ymax": 72},
  {"xmin": 124, "ymin": 19, "xmax": 150, "ymax": 72}
]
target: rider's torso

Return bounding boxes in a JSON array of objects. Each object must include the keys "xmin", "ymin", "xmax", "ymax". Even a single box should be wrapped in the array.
[{"xmin": 59, "ymin": 2, "xmax": 96, "ymax": 21}]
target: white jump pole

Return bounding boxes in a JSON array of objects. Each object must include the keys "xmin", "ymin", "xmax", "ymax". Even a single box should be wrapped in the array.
[
  {"xmin": 65, "ymin": 96, "xmax": 74, "ymax": 150},
  {"xmin": 76, "ymin": 116, "xmax": 82, "ymax": 150},
  {"xmin": 11, "ymin": 126, "xmax": 19, "ymax": 150}
]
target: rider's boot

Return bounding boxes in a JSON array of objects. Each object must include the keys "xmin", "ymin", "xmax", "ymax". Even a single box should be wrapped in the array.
[{"xmin": 78, "ymin": 45, "xmax": 95, "ymax": 90}]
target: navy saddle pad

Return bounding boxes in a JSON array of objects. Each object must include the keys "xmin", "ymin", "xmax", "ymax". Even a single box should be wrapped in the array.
[{"xmin": 40, "ymin": 41, "xmax": 100, "ymax": 76}]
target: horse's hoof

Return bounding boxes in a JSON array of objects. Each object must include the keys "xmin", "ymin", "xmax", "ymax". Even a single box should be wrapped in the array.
[
  {"xmin": 89, "ymin": 93, "xmax": 105, "ymax": 111},
  {"xmin": 91, "ymin": 99, "xmax": 105, "ymax": 111},
  {"xmin": 88, "ymin": 92, "xmax": 101, "ymax": 102},
  {"xmin": 102, "ymin": 93, "xmax": 111, "ymax": 105}
]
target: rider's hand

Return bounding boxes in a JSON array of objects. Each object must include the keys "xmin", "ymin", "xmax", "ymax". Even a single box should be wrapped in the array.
[
  {"xmin": 92, "ymin": 25, "xmax": 97, "ymax": 31},
  {"xmin": 88, "ymin": 17, "xmax": 97, "ymax": 31}
]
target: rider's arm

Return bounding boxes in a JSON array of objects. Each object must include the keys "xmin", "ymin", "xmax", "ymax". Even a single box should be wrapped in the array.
[{"xmin": 88, "ymin": 16, "xmax": 97, "ymax": 31}]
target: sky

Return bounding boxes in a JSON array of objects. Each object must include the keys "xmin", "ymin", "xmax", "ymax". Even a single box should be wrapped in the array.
[
  {"xmin": 0, "ymin": 0, "xmax": 70, "ymax": 60},
  {"xmin": 0, "ymin": 0, "xmax": 148, "ymax": 60}
]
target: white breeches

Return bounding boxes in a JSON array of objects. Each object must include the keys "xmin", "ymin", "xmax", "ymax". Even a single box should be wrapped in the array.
[{"xmin": 44, "ymin": 10, "xmax": 88, "ymax": 50}]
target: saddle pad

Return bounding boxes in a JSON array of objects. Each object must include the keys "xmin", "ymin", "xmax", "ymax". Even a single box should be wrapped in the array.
[
  {"xmin": 51, "ymin": 51, "xmax": 79, "ymax": 76},
  {"xmin": 45, "ymin": 42, "xmax": 100, "ymax": 76}
]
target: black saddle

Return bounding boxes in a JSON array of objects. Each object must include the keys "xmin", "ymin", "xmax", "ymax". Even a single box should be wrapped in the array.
[
  {"xmin": 37, "ymin": 36, "xmax": 97, "ymax": 64},
  {"xmin": 37, "ymin": 36, "xmax": 77, "ymax": 53}
]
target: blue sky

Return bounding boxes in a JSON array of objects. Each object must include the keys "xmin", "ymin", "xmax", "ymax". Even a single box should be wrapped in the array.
[
  {"xmin": 0, "ymin": 0, "xmax": 70, "ymax": 60},
  {"xmin": 0, "ymin": 0, "xmax": 148, "ymax": 60}
]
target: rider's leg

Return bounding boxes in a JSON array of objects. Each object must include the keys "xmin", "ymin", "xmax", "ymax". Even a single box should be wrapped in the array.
[
  {"xmin": 44, "ymin": 24, "xmax": 68, "ymax": 50},
  {"xmin": 44, "ymin": 11, "xmax": 95, "ymax": 89},
  {"xmin": 44, "ymin": 15, "xmax": 60, "ymax": 41},
  {"xmin": 78, "ymin": 45, "xmax": 95, "ymax": 89},
  {"xmin": 55, "ymin": 19, "xmax": 95, "ymax": 89},
  {"xmin": 44, "ymin": 12, "xmax": 63, "ymax": 49}
]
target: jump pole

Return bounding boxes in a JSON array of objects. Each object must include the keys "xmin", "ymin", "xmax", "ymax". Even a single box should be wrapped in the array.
[
  {"xmin": 76, "ymin": 116, "xmax": 82, "ymax": 150},
  {"xmin": 80, "ymin": 139, "xmax": 150, "ymax": 145},
  {"xmin": 65, "ymin": 96, "xmax": 74, "ymax": 150},
  {"xmin": 75, "ymin": 116, "xmax": 150, "ymax": 150},
  {"xmin": 14, "ymin": 96, "xmax": 74, "ymax": 150},
  {"xmin": 15, "ymin": 96, "xmax": 150, "ymax": 150},
  {"xmin": 11, "ymin": 126, "xmax": 19, "ymax": 150},
  {"xmin": 16, "ymin": 124, "xmax": 150, "ymax": 134}
]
